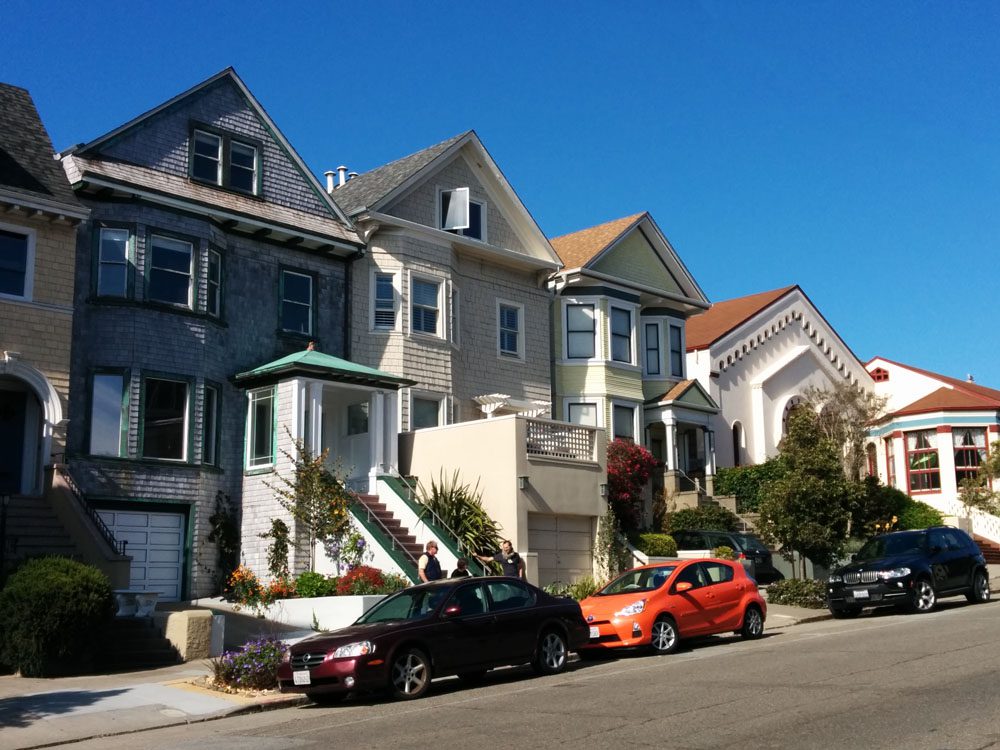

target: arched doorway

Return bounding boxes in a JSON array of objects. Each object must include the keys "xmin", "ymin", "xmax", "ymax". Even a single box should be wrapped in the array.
[
  {"xmin": 780, "ymin": 395, "xmax": 804, "ymax": 438},
  {"xmin": 0, "ymin": 376, "xmax": 43, "ymax": 495}
]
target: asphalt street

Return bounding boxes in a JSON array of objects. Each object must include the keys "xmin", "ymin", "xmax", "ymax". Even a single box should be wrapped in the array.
[{"xmin": 51, "ymin": 597, "xmax": 1000, "ymax": 750}]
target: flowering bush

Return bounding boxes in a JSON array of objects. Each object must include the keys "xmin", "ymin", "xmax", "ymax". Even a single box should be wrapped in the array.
[
  {"xmin": 335, "ymin": 565, "xmax": 410, "ymax": 595},
  {"xmin": 295, "ymin": 571, "xmax": 337, "ymax": 598},
  {"xmin": 606, "ymin": 439, "xmax": 658, "ymax": 532},
  {"xmin": 323, "ymin": 525, "xmax": 373, "ymax": 574},
  {"xmin": 209, "ymin": 636, "xmax": 287, "ymax": 691},
  {"xmin": 227, "ymin": 565, "xmax": 268, "ymax": 611},
  {"xmin": 266, "ymin": 576, "xmax": 296, "ymax": 600}
]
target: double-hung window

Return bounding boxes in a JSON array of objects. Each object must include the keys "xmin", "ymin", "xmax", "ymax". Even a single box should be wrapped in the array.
[
  {"xmin": 148, "ymin": 235, "xmax": 194, "ymax": 308},
  {"xmin": 97, "ymin": 228, "xmax": 129, "ymax": 298},
  {"xmin": 669, "ymin": 324, "xmax": 684, "ymax": 378},
  {"xmin": 373, "ymin": 272, "xmax": 396, "ymax": 330},
  {"xmin": 191, "ymin": 128, "xmax": 259, "ymax": 195},
  {"xmin": 281, "ymin": 270, "xmax": 313, "ymax": 334},
  {"xmin": 207, "ymin": 249, "xmax": 222, "ymax": 317},
  {"xmin": 644, "ymin": 322, "xmax": 661, "ymax": 375},
  {"xmin": 954, "ymin": 428, "xmax": 987, "ymax": 485},
  {"xmin": 885, "ymin": 438, "xmax": 897, "ymax": 488},
  {"xmin": 0, "ymin": 226, "xmax": 33, "ymax": 300},
  {"xmin": 89, "ymin": 372, "xmax": 128, "ymax": 457},
  {"xmin": 906, "ymin": 430, "xmax": 940, "ymax": 492},
  {"xmin": 228, "ymin": 141, "xmax": 257, "ymax": 193},
  {"xmin": 412, "ymin": 393, "xmax": 445, "ymax": 429},
  {"xmin": 567, "ymin": 401, "xmax": 599, "ymax": 427},
  {"xmin": 142, "ymin": 377, "xmax": 189, "ymax": 461},
  {"xmin": 411, "ymin": 278, "xmax": 440, "ymax": 336},
  {"xmin": 247, "ymin": 387, "xmax": 275, "ymax": 468},
  {"xmin": 192, "ymin": 131, "xmax": 222, "ymax": 184},
  {"xmin": 610, "ymin": 307, "xmax": 632, "ymax": 363},
  {"xmin": 440, "ymin": 187, "xmax": 485, "ymax": 241},
  {"xmin": 498, "ymin": 302, "xmax": 523, "ymax": 358},
  {"xmin": 612, "ymin": 403, "xmax": 637, "ymax": 441},
  {"xmin": 566, "ymin": 303, "xmax": 595, "ymax": 359}
]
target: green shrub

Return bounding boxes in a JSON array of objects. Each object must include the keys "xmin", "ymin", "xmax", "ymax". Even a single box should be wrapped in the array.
[
  {"xmin": 712, "ymin": 545, "xmax": 736, "ymax": 560},
  {"xmin": 0, "ymin": 557, "xmax": 114, "ymax": 676},
  {"xmin": 637, "ymin": 533, "xmax": 677, "ymax": 557},
  {"xmin": 715, "ymin": 458, "xmax": 788, "ymax": 513},
  {"xmin": 294, "ymin": 571, "xmax": 335, "ymax": 598},
  {"xmin": 417, "ymin": 471, "xmax": 503, "ymax": 573},
  {"xmin": 663, "ymin": 505, "xmax": 741, "ymax": 534},
  {"xmin": 544, "ymin": 575, "xmax": 604, "ymax": 601},
  {"xmin": 896, "ymin": 500, "xmax": 944, "ymax": 530},
  {"xmin": 766, "ymin": 578, "xmax": 826, "ymax": 609},
  {"xmin": 209, "ymin": 636, "xmax": 287, "ymax": 690}
]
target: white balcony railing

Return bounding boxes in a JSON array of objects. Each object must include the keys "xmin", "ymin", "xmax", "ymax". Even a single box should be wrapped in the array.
[{"xmin": 524, "ymin": 419, "xmax": 596, "ymax": 461}]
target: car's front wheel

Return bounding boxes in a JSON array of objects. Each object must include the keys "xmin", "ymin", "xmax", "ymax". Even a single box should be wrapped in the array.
[
  {"xmin": 650, "ymin": 615, "xmax": 679, "ymax": 655},
  {"xmin": 908, "ymin": 578, "xmax": 936, "ymax": 613},
  {"xmin": 532, "ymin": 630, "xmax": 568, "ymax": 675},
  {"xmin": 740, "ymin": 605, "xmax": 764, "ymax": 639},
  {"xmin": 966, "ymin": 570, "xmax": 991, "ymax": 603},
  {"xmin": 389, "ymin": 648, "xmax": 431, "ymax": 700}
]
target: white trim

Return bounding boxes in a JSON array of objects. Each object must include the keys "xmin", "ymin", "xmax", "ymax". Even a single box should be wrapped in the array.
[
  {"xmin": 246, "ymin": 385, "xmax": 277, "ymax": 469},
  {"xmin": 642, "ymin": 320, "xmax": 663, "ymax": 377},
  {"xmin": 97, "ymin": 226, "xmax": 130, "ymax": 299},
  {"xmin": 409, "ymin": 388, "xmax": 448, "ymax": 430},
  {"xmin": 0, "ymin": 221, "xmax": 36, "ymax": 302},
  {"xmin": 667, "ymin": 319, "xmax": 686, "ymax": 378},
  {"xmin": 408, "ymin": 270, "xmax": 446, "ymax": 339},
  {"xmin": 563, "ymin": 397, "xmax": 604, "ymax": 428},
  {"xmin": 280, "ymin": 269, "xmax": 314, "ymax": 335},
  {"xmin": 608, "ymin": 302, "xmax": 638, "ymax": 366},
  {"xmin": 370, "ymin": 268, "xmax": 399, "ymax": 332},
  {"xmin": 561, "ymin": 297, "xmax": 600, "ymax": 363},
  {"xmin": 148, "ymin": 234, "xmax": 194, "ymax": 310},
  {"xmin": 449, "ymin": 281, "xmax": 460, "ymax": 348},
  {"xmin": 140, "ymin": 376, "xmax": 190, "ymax": 462},
  {"xmin": 437, "ymin": 186, "xmax": 487, "ymax": 243},
  {"xmin": 610, "ymin": 399, "xmax": 641, "ymax": 441},
  {"xmin": 496, "ymin": 298, "xmax": 525, "ymax": 361}
]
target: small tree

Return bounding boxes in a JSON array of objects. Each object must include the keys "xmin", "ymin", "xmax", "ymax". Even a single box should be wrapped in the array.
[
  {"xmin": 803, "ymin": 383, "xmax": 887, "ymax": 480},
  {"xmin": 758, "ymin": 409, "xmax": 854, "ymax": 576},
  {"xmin": 606, "ymin": 439, "xmax": 658, "ymax": 532},
  {"xmin": 266, "ymin": 432, "xmax": 353, "ymax": 572},
  {"xmin": 958, "ymin": 439, "xmax": 1000, "ymax": 515},
  {"xmin": 595, "ymin": 505, "xmax": 632, "ymax": 579},
  {"xmin": 259, "ymin": 518, "xmax": 291, "ymax": 579}
]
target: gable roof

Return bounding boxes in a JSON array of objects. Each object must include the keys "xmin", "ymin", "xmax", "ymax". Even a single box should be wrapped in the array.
[
  {"xmin": 685, "ymin": 285, "xmax": 798, "ymax": 350},
  {"xmin": 870, "ymin": 357, "xmax": 1000, "ymax": 417},
  {"xmin": 549, "ymin": 213, "xmax": 646, "ymax": 269},
  {"xmin": 234, "ymin": 347, "xmax": 415, "ymax": 389},
  {"xmin": 64, "ymin": 67, "xmax": 354, "ymax": 228},
  {"xmin": 644, "ymin": 379, "xmax": 719, "ymax": 412},
  {"xmin": 330, "ymin": 131, "xmax": 470, "ymax": 216},
  {"xmin": 0, "ymin": 83, "xmax": 85, "ymax": 216}
]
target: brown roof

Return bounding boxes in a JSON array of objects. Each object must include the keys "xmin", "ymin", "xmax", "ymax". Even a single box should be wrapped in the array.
[
  {"xmin": 649, "ymin": 379, "xmax": 696, "ymax": 404},
  {"xmin": 685, "ymin": 286, "xmax": 798, "ymax": 351},
  {"xmin": 64, "ymin": 154, "xmax": 360, "ymax": 246},
  {"xmin": 892, "ymin": 386, "xmax": 1000, "ymax": 417},
  {"xmin": 549, "ymin": 212, "xmax": 646, "ymax": 269}
]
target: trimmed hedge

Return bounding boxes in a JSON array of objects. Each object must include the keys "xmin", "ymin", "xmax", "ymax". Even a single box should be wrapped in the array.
[
  {"xmin": 896, "ymin": 500, "xmax": 944, "ymax": 530},
  {"xmin": 637, "ymin": 533, "xmax": 678, "ymax": 557},
  {"xmin": 715, "ymin": 458, "xmax": 787, "ymax": 513},
  {"xmin": 0, "ymin": 557, "xmax": 114, "ymax": 676},
  {"xmin": 766, "ymin": 578, "xmax": 826, "ymax": 609},
  {"xmin": 663, "ymin": 505, "xmax": 741, "ymax": 534}
]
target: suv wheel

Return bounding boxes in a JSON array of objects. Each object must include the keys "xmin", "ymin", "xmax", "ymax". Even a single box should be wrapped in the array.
[
  {"xmin": 966, "ymin": 570, "xmax": 991, "ymax": 603},
  {"xmin": 908, "ymin": 578, "xmax": 936, "ymax": 613}
]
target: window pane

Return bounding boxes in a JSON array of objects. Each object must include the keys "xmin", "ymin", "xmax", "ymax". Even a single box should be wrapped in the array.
[
  {"xmin": 567, "ymin": 304, "xmax": 595, "ymax": 359},
  {"xmin": 374, "ymin": 273, "xmax": 394, "ymax": 329},
  {"xmin": 203, "ymin": 386, "xmax": 218, "ymax": 465},
  {"xmin": 282, "ymin": 272, "xmax": 312, "ymax": 333},
  {"xmin": 0, "ymin": 229, "xmax": 28, "ymax": 297},
  {"xmin": 412, "ymin": 397, "xmax": 440, "ymax": 429},
  {"xmin": 249, "ymin": 388, "xmax": 274, "ymax": 466},
  {"xmin": 100, "ymin": 228, "xmax": 128, "ymax": 263},
  {"xmin": 464, "ymin": 201, "xmax": 482, "ymax": 239},
  {"xmin": 568, "ymin": 403, "xmax": 597, "ymax": 426},
  {"xmin": 98, "ymin": 228, "xmax": 129, "ymax": 297},
  {"xmin": 143, "ymin": 379, "xmax": 187, "ymax": 460},
  {"xmin": 645, "ymin": 323, "xmax": 660, "ymax": 374},
  {"xmin": 412, "ymin": 279, "xmax": 439, "ymax": 307},
  {"xmin": 207, "ymin": 251, "xmax": 221, "ymax": 316},
  {"xmin": 613, "ymin": 405, "xmax": 635, "ymax": 440},
  {"xmin": 282, "ymin": 272, "xmax": 312, "ymax": 304},
  {"xmin": 148, "ymin": 236, "xmax": 192, "ymax": 306},
  {"xmin": 98, "ymin": 265, "xmax": 127, "ymax": 298},
  {"xmin": 90, "ymin": 374, "xmax": 124, "ymax": 456},
  {"xmin": 568, "ymin": 331, "xmax": 595, "ymax": 359},
  {"xmin": 611, "ymin": 308, "xmax": 631, "ymax": 363},
  {"xmin": 192, "ymin": 131, "xmax": 221, "ymax": 183},
  {"xmin": 412, "ymin": 279, "xmax": 440, "ymax": 335},
  {"xmin": 500, "ymin": 304, "xmax": 519, "ymax": 355},
  {"xmin": 347, "ymin": 402, "xmax": 369, "ymax": 435},
  {"xmin": 440, "ymin": 188, "xmax": 469, "ymax": 230},
  {"xmin": 669, "ymin": 325, "xmax": 684, "ymax": 377},
  {"xmin": 229, "ymin": 142, "xmax": 256, "ymax": 193}
]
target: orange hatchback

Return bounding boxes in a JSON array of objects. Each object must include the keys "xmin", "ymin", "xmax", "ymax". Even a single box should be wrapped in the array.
[{"xmin": 578, "ymin": 559, "xmax": 766, "ymax": 656}]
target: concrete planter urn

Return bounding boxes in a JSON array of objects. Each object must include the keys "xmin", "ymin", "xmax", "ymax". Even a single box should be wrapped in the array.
[{"xmin": 261, "ymin": 595, "xmax": 386, "ymax": 632}]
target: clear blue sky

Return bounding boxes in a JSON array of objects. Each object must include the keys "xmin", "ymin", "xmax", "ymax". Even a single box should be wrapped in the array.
[{"xmin": 4, "ymin": 1, "xmax": 998, "ymax": 386}]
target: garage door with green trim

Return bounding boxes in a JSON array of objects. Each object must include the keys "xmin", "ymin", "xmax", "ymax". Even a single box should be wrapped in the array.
[
  {"xmin": 528, "ymin": 513, "xmax": 595, "ymax": 587},
  {"xmin": 97, "ymin": 509, "xmax": 185, "ymax": 601}
]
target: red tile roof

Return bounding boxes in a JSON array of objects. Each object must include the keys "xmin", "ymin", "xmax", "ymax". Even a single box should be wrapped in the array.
[
  {"xmin": 685, "ymin": 286, "xmax": 797, "ymax": 351},
  {"xmin": 549, "ymin": 213, "xmax": 646, "ymax": 269}
]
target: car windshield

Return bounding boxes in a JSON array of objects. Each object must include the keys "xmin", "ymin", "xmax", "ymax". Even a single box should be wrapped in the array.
[
  {"xmin": 355, "ymin": 586, "xmax": 449, "ymax": 624},
  {"xmin": 733, "ymin": 534, "xmax": 768, "ymax": 553},
  {"xmin": 597, "ymin": 565, "xmax": 677, "ymax": 595},
  {"xmin": 855, "ymin": 532, "xmax": 926, "ymax": 561}
]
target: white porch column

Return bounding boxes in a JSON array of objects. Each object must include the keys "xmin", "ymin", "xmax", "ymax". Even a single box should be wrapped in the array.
[
  {"xmin": 704, "ymin": 429, "xmax": 716, "ymax": 477},
  {"xmin": 664, "ymin": 420, "xmax": 678, "ymax": 471},
  {"xmin": 750, "ymin": 383, "xmax": 767, "ymax": 463},
  {"xmin": 367, "ymin": 391, "xmax": 385, "ymax": 495},
  {"xmin": 307, "ymin": 382, "xmax": 324, "ymax": 456},
  {"xmin": 384, "ymin": 390, "xmax": 399, "ymax": 472}
]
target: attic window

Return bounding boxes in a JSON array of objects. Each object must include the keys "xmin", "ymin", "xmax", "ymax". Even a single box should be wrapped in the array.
[
  {"xmin": 872, "ymin": 367, "xmax": 889, "ymax": 383},
  {"xmin": 440, "ymin": 187, "xmax": 484, "ymax": 241},
  {"xmin": 190, "ymin": 127, "xmax": 259, "ymax": 195}
]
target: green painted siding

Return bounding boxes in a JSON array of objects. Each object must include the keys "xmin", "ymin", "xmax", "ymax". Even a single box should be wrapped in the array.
[{"xmin": 591, "ymin": 231, "xmax": 682, "ymax": 294}]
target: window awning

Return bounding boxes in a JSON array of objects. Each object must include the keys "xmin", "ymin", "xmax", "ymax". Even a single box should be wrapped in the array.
[{"xmin": 473, "ymin": 393, "xmax": 551, "ymax": 418}]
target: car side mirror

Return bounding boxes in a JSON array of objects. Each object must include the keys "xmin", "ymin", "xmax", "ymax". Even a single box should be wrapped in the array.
[
  {"xmin": 674, "ymin": 581, "xmax": 693, "ymax": 593},
  {"xmin": 442, "ymin": 605, "xmax": 462, "ymax": 618}
]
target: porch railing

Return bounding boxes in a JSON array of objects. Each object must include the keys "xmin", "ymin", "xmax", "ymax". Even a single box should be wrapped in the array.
[
  {"xmin": 55, "ymin": 464, "xmax": 128, "ymax": 557},
  {"xmin": 524, "ymin": 419, "xmax": 596, "ymax": 461}
]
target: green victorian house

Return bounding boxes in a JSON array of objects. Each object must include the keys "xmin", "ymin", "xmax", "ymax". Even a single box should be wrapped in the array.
[{"xmin": 549, "ymin": 212, "xmax": 720, "ymax": 509}]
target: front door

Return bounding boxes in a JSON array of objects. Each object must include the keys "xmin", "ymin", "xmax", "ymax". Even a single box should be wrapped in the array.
[{"xmin": 0, "ymin": 389, "xmax": 26, "ymax": 495}]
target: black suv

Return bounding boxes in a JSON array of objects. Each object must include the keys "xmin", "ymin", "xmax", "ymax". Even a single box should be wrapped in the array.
[
  {"xmin": 671, "ymin": 529, "xmax": 784, "ymax": 584},
  {"xmin": 827, "ymin": 526, "xmax": 990, "ymax": 617}
]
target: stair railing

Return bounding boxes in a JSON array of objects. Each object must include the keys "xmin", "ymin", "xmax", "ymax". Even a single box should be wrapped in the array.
[
  {"xmin": 55, "ymin": 464, "xmax": 128, "ymax": 557},
  {"xmin": 349, "ymin": 493, "xmax": 419, "ymax": 567}
]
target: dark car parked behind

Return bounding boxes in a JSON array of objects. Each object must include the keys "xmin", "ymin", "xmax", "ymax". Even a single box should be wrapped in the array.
[
  {"xmin": 826, "ymin": 526, "xmax": 990, "ymax": 617},
  {"xmin": 277, "ymin": 576, "xmax": 588, "ymax": 703},
  {"xmin": 671, "ymin": 529, "xmax": 785, "ymax": 584}
]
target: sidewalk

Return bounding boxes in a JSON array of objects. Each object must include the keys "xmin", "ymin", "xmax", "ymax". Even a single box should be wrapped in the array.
[{"xmin": 2, "ymin": 574, "xmax": 997, "ymax": 750}]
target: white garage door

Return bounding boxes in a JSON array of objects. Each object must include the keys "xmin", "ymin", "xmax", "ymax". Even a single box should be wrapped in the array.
[
  {"xmin": 98, "ymin": 509, "xmax": 185, "ymax": 601},
  {"xmin": 528, "ymin": 513, "xmax": 595, "ymax": 588}
]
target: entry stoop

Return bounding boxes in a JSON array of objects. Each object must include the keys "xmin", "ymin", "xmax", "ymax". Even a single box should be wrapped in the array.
[{"xmin": 100, "ymin": 617, "xmax": 182, "ymax": 671}]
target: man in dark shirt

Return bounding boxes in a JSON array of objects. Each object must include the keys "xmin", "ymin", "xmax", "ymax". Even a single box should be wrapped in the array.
[
  {"xmin": 475, "ymin": 540, "xmax": 525, "ymax": 579},
  {"xmin": 418, "ymin": 541, "xmax": 442, "ymax": 582}
]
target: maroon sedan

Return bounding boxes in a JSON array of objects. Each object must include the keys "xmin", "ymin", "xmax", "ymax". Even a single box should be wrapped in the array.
[{"xmin": 277, "ymin": 576, "xmax": 588, "ymax": 702}]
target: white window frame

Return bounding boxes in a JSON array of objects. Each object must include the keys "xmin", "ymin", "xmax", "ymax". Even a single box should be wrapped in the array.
[
  {"xmin": 191, "ymin": 129, "xmax": 222, "ymax": 185},
  {"xmin": 608, "ymin": 303, "xmax": 638, "ymax": 366},
  {"xmin": 280, "ymin": 269, "xmax": 314, "ymax": 335},
  {"xmin": 565, "ymin": 398, "xmax": 603, "ymax": 427},
  {"xmin": 207, "ymin": 248, "xmax": 222, "ymax": 317},
  {"xmin": 228, "ymin": 140, "xmax": 258, "ymax": 195},
  {"xmin": 0, "ymin": 222, "xmax": 36, "ymax": 302},
  {"xmin": 438, "ymin": 187, "xmax": 487, "ymax": 242},
  {"xmin": 246, "ymin": 386, "xmax": 276, "ymax": 469},
  {"xmin": 409, "ymin": 389, "xmax": 448, "ymax": 430},
  {"xmin": 97, "ymin": 227, "xmax": 130, "ymax": 299},
  {"xmin": 409, "ymin": 272, "xmax": 444, "ymax": 338},
  {"xmin": 371, "ymin": 269, "xmax": 399, "ymax": 332},
  {"xmin": 141, "ymin": 376, "xmax": 190, "ymax": 462},
  {"xmin": 642, "ymin": 320, "xmax": 662, "ymax": 376},
  {"xmin": 147, "ymin": 234, "xmax": 194, "ymax": 309},
  {"xmin": 89, "ymin": 372, "xmax": 128, "ymax": 457},
  {"xmin": 450, "ymin": 282, "xmax": 461, "ymax": 347},
  {"xmin": 610, "ymin": 399, "xmax": 640, "ymax": 442},
  {"xmin": 497, "ymin": 299, "xmax": 525, "ymax": 360},
  {"xmin": 667, "ymin": 319, "xmax": 685, "ymax": 378},
  {"xmin": 562, "ymin": 298, "xmax": 598, "ymax": 362}
]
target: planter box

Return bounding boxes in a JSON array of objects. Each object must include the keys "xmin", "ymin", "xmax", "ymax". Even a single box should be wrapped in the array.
[{"xmin": 262, "ymin": 595, "xmax": 386, "ymax": 632}]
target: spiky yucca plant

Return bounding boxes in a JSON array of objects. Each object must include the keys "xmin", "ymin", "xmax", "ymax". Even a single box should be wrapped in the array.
[{"xmin": 417, "ymin": 470, "xmax": 503, "ymax": 568}]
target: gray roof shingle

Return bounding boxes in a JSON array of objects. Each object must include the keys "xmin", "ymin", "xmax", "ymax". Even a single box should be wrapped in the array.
[
  {"xmin": 0, "ymin": 83, "xmax": 82, "ymax": 210},
  {"xmin": 330, "ymin": 131, "xmax": 470, "ymax": 216}
]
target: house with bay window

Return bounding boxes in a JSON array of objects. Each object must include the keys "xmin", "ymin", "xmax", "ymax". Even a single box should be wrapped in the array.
[
  {"xmin": 548, "ymin": 212, "xmax": 714, "ymax": 507},
  {"xmin": 59, "ymin": 69, "xmax": 411, "ymax": 599},
  {"xmin": 865, "ymin": 357, "xmax": 1000, "ymax": 541}
]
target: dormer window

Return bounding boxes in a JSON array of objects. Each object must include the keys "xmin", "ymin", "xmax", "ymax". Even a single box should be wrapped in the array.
[
  {"xmin": 190, "ymin": 127, "xmax": 259, "ymax": 195},
  {"xmin": 440, "ymin": 187, "xmax": 485, "ymax": 241}
]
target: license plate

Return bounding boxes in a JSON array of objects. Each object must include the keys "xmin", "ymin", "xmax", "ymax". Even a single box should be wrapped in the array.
[
  {"xmin": 293, "ymin": 670, "xmax": 311, "ymax": 686},
  {"xmin": 589, "ymin": 626, "xmax": 600, "ymax": 639},
  {"xmin": 851, "ymin": 589, "xmax": 869, "ymax": 600}
]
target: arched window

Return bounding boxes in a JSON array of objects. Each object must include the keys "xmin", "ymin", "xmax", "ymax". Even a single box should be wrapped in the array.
[
  {"xmin": 732, "ymin": 422, "xmax": 743, "ymax": 467},
  {"xmin": 781, "ymin": 396, "xmax": 804, "ymax": 437}
]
